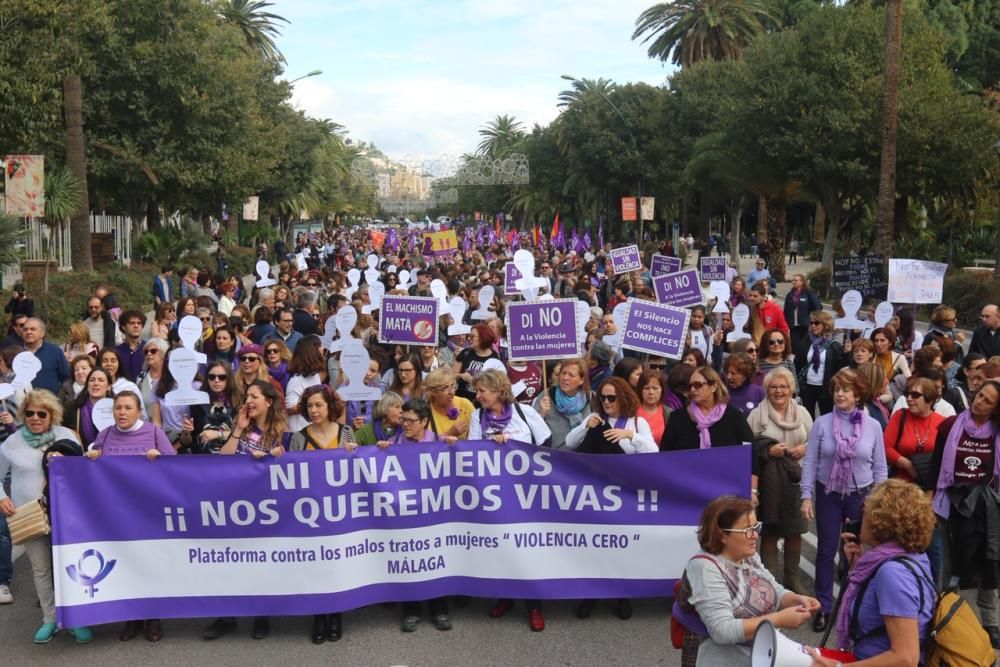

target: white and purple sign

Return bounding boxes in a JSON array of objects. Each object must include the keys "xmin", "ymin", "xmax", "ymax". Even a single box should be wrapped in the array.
[
  {"xmin": 378, "ymin": 295, "xmax": 438, "ymax": 346},
  {"xmin": 504, "ymin": 262, "xmax": 524, "ymax": 296},
  {"xmin": 609, "ymin": 245, "xmax": 643, "ymax": 274},
  {"xmin": 620, "ymin": 298, "xmax": 691, "ymax": 360},
  {"xmin": 699, "ymin": 257, "xmax": 728, "ymax": 282},
  {"xmin": 652, "ymin": 269, "xmax": 703, "ymax": 308},
  {"xmin": 49, "ymin": 444, "xmax": 750, "ymax": 626},
  {"xmin": 506, "ymin": 298, "xmax": 580, "ymax": 361},
  {"xmin": 650, "ymin": 254, "xmax": 682, "ymax": 278}
]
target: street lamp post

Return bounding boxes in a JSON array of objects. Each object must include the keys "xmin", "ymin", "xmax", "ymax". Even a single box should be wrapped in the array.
[
  {"xmin": 561, "ymin": 75, "xmax": 642, "ymax": 242},
  {"xmin": 994, "ymin": 140, "xmax": 1000, "ymax": 279},
  {"xmin": 286, "ymin": 69, "xmax": 323, "ymax": 86}
]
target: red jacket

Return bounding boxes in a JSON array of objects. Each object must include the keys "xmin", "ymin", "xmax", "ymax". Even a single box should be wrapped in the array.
[{"xmin": 758, "ymin": 300, "xmax": 789, "ymax": 335}]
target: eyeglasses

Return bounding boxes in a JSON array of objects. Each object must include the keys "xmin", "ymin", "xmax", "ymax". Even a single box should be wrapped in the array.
[
  {"xmin": 905, "ymin": 391, "xmax": 926, "ymax": 400},
  {"xmin": 398, "ymin": 367, "xmax": 416, "ymax": 373},
  {"xmin": 200, "ymin": 316, "xmax": 212, "ymax": 322},
  {"xmin": 239, "ymin": 356, "xmax": 260, "ymax": 363},
  {"xmin": 768, "ymin": 384, "xmax": 791, "ymax": 392},
  {"xmin": 144, "ymin": 349, "xmax": 160, "ymax": 356},
  {"xmin": 430, "ymin": 383, "xmax": 457, "ymax": 393},
  {"xmin": 688, "ymin": 380, "xmax": 716, "ymax": 391},
  {"xmin": 599, "ymin": 394, "xmax": 618, "ymax": 403},
  {"xmin": 746, "ymin": 348, "xmax": 758, "ymax": 354},
  {"xmin": 721, "ymin": 521, "xmax": 763, "ymax": 538},
  {"xmin": 809, "ymin": 321, "xmax": 822, "ymax": 326},
  {"xmin": 400, "ymin": 416, "xmax": 422, "ymax": 425},
  {"xmin": 24, "ymin": 410, "xmax": 48, "ymax": 419},
  {"xmin": 265, "ymin": 349, "xmax": 279, "ymax": 355},
  {"xmin": 207, "ymin": 373, "xmax": 227, "ymax": 381},
  {"xmin": 767, "ymin": 339, "xmax": 784, "ymax": 346}
]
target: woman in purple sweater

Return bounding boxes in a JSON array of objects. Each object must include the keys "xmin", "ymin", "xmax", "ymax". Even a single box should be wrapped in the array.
[
  {"xmin": 800, "ymin": 368, "xmax": 888, "ymax": 632},
  {"xmin": 86, "ymin": 391, "xmax": 174, "ymax": 641}
]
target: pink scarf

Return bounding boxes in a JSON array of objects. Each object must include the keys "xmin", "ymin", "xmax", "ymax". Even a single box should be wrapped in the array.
[
  {"xmin": 827, "ymin": 409, "xmax": 864, "ymax": 494},
  {"xmin": 687, "ymin": 402, "xmax": 727, "ymax": 449},
  {"xmin": 932, "ymin": 409, "xmax": 1000, "ymax": 518}
]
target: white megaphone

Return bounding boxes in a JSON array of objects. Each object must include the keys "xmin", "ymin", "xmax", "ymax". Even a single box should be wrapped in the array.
[{"xmin": 751, "ymin": 620, "xmax": 814, "ymax": 667}]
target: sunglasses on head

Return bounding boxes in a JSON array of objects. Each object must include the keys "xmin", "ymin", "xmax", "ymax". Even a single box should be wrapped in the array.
[{"xmin": 25, "ymin": 410, "xmax": 48, "ymax": 418}]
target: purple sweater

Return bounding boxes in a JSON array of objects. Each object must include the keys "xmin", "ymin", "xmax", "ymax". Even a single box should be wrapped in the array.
[
  {"xmin": 92, "ymin": 421, "xmax": 176, "ymax": 457},
  {"xmin": 801, "ymin": 411, "xmax": 887, "ymax": 499}
]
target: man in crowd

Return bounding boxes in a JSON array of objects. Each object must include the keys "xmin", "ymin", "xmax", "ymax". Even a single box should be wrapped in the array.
[
  {"xmin": 22, "ymin": 318, "xmax": 69, "ymax": 393},
  {"xmin": 292, "ymin": 289, "xmax": 319, "ymax": 336},
  {"xmin": 83, "ymin": 295, "xmax": 119, "ymax": 349},
  {"xmin": 970, "ymin": 304, "xmax": 1000, "ymax": 358},
  {"xmin": 116, "ymin": 310, "xmax": 147, "ymax": 382},
  {"xmin": 0, "ymin": 313, "xmax": 27, "ymax": 349},
  {"xmin": 263, "ymin": 307, "xmax": 302, "ymax": 352}
]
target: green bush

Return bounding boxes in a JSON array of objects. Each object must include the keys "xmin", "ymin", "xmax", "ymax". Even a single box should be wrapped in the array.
[
  {"xmin": 807, "ymin": 267, "xmax": 832, "ymax": 298},
  {"xmin": 134, "ymin": 225, "xmax": 210, "ymax": 265},
  {"xmin": 941, "ymin": 270, "xmax": 1000, "ymax": 329}
]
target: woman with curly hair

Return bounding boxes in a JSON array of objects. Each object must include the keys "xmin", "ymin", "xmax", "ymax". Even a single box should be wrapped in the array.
[{"xmin": 809, "ymin": 479, "xmax": 936, "ymax": 666}]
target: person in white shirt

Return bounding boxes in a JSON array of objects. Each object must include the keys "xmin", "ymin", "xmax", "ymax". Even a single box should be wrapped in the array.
[{"xmin": 468, "ymin": 370, "xmax": 550, "ymax": 446}]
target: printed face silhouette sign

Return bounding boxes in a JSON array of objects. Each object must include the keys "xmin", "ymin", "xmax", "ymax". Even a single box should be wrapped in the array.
[
  {"xmin": 834, "ymin": 290, "xmax": 866, "ymax": 330},
  {"xmin": 295, "ymin": 254, "xmax": 307, "ymax": 272},
  {"xmin": 448, "ymin": 297, "xmax": 471, "ymax": 336},
  {"xmin": 345, "ymin": 269, "xmax": 361, "ymax": 303},
  {"xmin": 164, "ymin": 347, "xmax": 209, "ymax": 406},
  {"xmin": 874, "ymin": 302, "xmax": 894, "ymax": 328},
  {"xmin": 430, "ymin": 279, "xmax": 449, "ymax": 312},
  {"xmin": 91, "ymin": 398, "xmax": 115, "ymax": 432},
  {"xmin": 328, "ymin": 305, "xmax": 359, "ymax": 353},
  {"xmin": 320, "ymin": 315, "xmax": 339, "ymax": 351},
  {"xmin": 368, "ymin": 281, "xmax": 386, "ymax": 309},
  {"xmin": 471, "ymin": 285, "xmax": 496, "ymax": 320},
  {"xmin": 727, "ymin": 304, "xmax": 752, "ymax": 342},
  {"xmin": 10, "ymin": 352, "xmax": 41, "ymax": 392},
  {"xmin": 397, "ymin": 269, "xmax": 410, "ymax": 291},
  {"xmin": 709, "ymin": 281, "xmax": 731, "ymax": 314},
  {"xmin": 512, "ymin": 249, "xmax": 547, "ymax": 298},
  {"xmin": 254, "ymin": 260, "xmax": 276, "ymax": 288},
  {"xmin": 336, "ymin": 340, "xmax": 382, "ymax": 401},
  {"xmin": 177, "ymin": 315, "xmax": 208, "ymax": 363}
]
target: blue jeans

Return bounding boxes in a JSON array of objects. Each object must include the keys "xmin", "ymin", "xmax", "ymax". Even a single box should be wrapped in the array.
[{"xmin": 0, "ymin": 513, "xmax": 11, "ymax": 585}]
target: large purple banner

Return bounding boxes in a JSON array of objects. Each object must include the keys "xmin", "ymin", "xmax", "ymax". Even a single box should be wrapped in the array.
[{"xmin": 49, "ymin": 443, "xmax": 749, "ymax": 626}]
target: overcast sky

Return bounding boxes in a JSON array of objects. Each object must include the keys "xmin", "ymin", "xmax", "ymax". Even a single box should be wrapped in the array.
[{"xmin": 277, "ymin": 0, "xmax": 675, "ymax": 161}]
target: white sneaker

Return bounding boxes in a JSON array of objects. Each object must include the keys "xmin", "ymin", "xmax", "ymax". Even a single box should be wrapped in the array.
[{"xmin": 0, "ymin": 584, "xmax": 12, "ymax": 604}]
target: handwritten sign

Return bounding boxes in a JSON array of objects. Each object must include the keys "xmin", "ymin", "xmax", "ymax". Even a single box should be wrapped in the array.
[
  {"xmin": 888, "ymin": 259, "xmax": 947, "ymax": 304},
  {"xmin": 833, "ymin": 256, "xmax": 887, "ymax": 299},
  {"xmin": 650, "ymin": 254, "xmax": 682, "ymax": 278}
]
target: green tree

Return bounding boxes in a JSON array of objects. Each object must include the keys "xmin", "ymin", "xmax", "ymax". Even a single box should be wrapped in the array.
[
  {"xmin": 632, "ymin": 0, "xmax": 776, "ymax": 67},
  {"xmin": 476, "ymin": 115, "xmax": 525, "ymax": 159},
  {"xmin": 216, "ymin": 0, "xmax": 289, "ymax": 63}
]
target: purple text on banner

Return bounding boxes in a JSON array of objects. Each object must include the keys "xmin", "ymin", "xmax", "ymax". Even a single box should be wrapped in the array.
[
  {"xmin": 378, "ymin": 295, "xmax": 438, "ymax": 346},
  {"xmin": 650, "ymin": 254, "xmax": 682, "ymax": 278},
  {"xmin": 506, "ymin": 298, "xmax": 580, "ymax": 361},
  {"xmin": 49, "ymin": 443, "xmax": 750, "ymax": 627},
  {"xmin": 621, "ymin": 298, "xmax": 691, "ymax": 360},
  {"xmin": 504, "ymin": 262, "xmax": 524, "ymax": 296},
  {"xmin": 609, "ymin": 245, "xmax": 643, "ymax": 274},
  {"xmin": 699, "ymin": 257, "xmax": 728, "ymax": 282},
  {"xmin": 653, "ymin": 269, "xmax": 704, "ymax": 308}
]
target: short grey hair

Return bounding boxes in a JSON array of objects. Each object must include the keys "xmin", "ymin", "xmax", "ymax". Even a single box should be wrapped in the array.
[
  {"xmin": 195, "ymin": 307, "xmax": 211, "ymax": 318},
  {"xmin": 296, "ymin": 288, "xmax": 316, "ymax": 308},
  {"xmin": 259, "ymin": 288, "xmax": 274, "ymax": 301},
  {"xmin": 26, "ymin": 317, "xmax": 45, "ymax": 334}
]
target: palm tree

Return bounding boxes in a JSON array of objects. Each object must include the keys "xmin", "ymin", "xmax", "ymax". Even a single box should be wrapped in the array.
[
  {"xmin": 632, "ymin": 0, "xmax": 776, "ymax": 67},
  {"xmin": 217, "ymin": 0, "xmax": 289, "ymax": 63},
  {"xmin": 42, "ymin": 167, "xmax": 83, "ymax": 293},
  {"xmin": 557, "ymin": 76, "xmax": 617, "ymax": 108},
  {"xmin": 63, "ymin": 74, "xmax": 92, "ymax": 271},
  {"xmin": 476, "ymin": 115, "xmax": 525, "ymax": 158},
  {"xmin": 873, "ymin": 0, "xmax": 903, "ymax": 259}
]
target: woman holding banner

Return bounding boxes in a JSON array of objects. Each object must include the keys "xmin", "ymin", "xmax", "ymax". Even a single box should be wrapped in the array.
[
  {"xmin": 354, "ymin": 392, "xmax": 403, "ymax": 447},
  {"xmin": 661, "ymin": 367, "xmax": 755, "ymax": 457},
  {"xmin": 204, "ymin": 380, "xmax": 288, "ymax": 641},
  {"xmin": 534, "ymin": 358, "xmax": 592, "ymax": 449},
  {"xmin": 86, "ymin": 391, "xmax": 174, "ymax": 642},
  {"xmin": 801, "ymin": 368, "xmax": 888, "ymax": 632},
  {"xmin": 424, "ymin": 368, "xmax": 473, "ymax": 439}
]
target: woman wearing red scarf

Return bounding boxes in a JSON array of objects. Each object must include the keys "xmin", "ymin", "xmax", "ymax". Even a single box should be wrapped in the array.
[{"xmin": 929, "ymin": 380, "xmax": 1000, "ymax": 649}]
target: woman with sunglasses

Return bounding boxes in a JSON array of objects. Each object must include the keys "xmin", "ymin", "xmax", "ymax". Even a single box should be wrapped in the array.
[
  {"xmin": 0, "ymin": 390, "xmax": 94, "ymax": 645},
  {"xmin": 795, "ymin": 310, "xmax": 847, "ymax": 417},
  {"xmin": 285, "ymin": 336, "xmax": 329, "ymax": 433},
  {"xmin": 204, "ymin": 380, "xmax": 288, "ymax": 641},
  {"xmin": 747, "ymin": 367, "xmax": 813, "ymax": 593},
  {"xmin": 387, "ymin": 353, "xmax": 424, "ymax": 402},
  {"xmin": 801, "ymin": 368, "xmax": 888, "ymax": 632},
  {"xmin": 673, "ymin": 495, "xmax": 819, "ymax": 667},
  {"xmin": 63, "ymin": 368, "xmax": 114, "ymax": 450},
  {"xmin": 262, "ymin": 339, "xmax": 291, "ymax": 391},
  {"xmin": 179, "ymin": 361, "xmax": 241, "ymax": 454},
  {"xmin": 758, "ymin": 328, "xmax": 798, "ymax": 395},
  {"xmin": 235, "ymin": 343, "xmax": 284, "ymax": 398},
  {"xmin": 354, "ymin": 392, "xmax": 404, "ymax": 447},
  {"xmin": 134, "ymin": 338, "xmax": 168, "ymax": 413},
  {"xmin": 662, "ymin": 367, "xmax": 755, "ymax": 457},
  {"xmin": 86, "ymin": 391, "xmax": 174, "ymax": 641}
]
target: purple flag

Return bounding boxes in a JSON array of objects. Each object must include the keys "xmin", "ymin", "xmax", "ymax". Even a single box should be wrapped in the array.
[
  {"xmin": 476, "ymin": 225, "xmax": 484, "ymax": 246},
  {"xmin": 488, "ymin": 229, "xmax": 497, "ymax": 246},
  {"xmin": 583, "ymin": 232, "xmax": 592, "ymax": 250},
  {"xmin": 598, "ymin": 217, "xmax": 604, "ymax": 249}
]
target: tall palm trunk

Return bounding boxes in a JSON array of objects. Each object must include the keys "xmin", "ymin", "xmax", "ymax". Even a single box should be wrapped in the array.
[
  {"xmin": 765, "ymin": 197, "xmax": 787, "ymax": 282},
  {"xmin": 63, "ymin": 74, "xmax": 92, "ymax": 271},
  {"xmin": 874, "ymin": 0, "xmax": 902, "ymax": 259}
]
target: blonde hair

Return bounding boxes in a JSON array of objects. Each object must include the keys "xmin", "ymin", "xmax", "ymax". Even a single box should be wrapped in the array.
[
  {"xmin": 19, "ymin": 389, "xmax": 64, "ymax": 427},
  {"xmin": 423, "ymin": 367, "xmax": 456, "ymax": 392},
  {"xmin": 68, "ymin": 321, "xmax": 91, "ymax": 345},
  {"xmin": 472, "ymin": 369, "xmax": 514, "ymax": 405},
  {"xmin": 864, "ymin": 479, "xmax": 935, "ymax": 552}
]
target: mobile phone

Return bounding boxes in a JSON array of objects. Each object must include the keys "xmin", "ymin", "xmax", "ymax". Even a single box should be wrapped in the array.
[{"xmin": 843, "ymin": 519, "xmax": 862, "ymax": 541}]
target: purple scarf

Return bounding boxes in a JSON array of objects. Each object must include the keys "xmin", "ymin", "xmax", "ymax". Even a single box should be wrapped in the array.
[
  {"xmin": 81, "ymin": 399, "xmax": 98, "ymax": 444},
  {"xmin": 268, "ymin": 361, "xmax": 290, "ymax": 390},
  {"xmin": 932, "ymin": 409, "xmax": 1000, "ymax": 518},
  {"xmin": 663, "ymin": 389, "xmax": 685, "ymax": 411},
  {"xmin": 687, "ymin": 402, "xmax": 727, "ymax": 449},
  {"xmin": 827, "ymin": 409, "xmax": 864, "ymax": 495},
  {"xmin": 372, "ymin": 418, "xmax": 395, "ymax": 442},
  {"xmin": 810, "ymin": 334, "xmax": 828, "ymax": 372},
  {"xmin": 835, "ymin": 541, "xmax": 908, "ymax": 649},
  {"xmin": 480, "ymin": 403, "xmax": 513, "ymax": 435},
  {"xmin": 395, "ymin": 428, "xmax": 435, "ymax": 444}
]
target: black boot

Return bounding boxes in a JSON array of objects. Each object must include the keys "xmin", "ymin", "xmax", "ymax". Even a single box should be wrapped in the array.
[
  {"xmin": 311, "ymin": 614, "xmax": 327, "ymax": 644},
  {"xmin": 812, "ymin": 612, "xmax": 830, "ymax": 633},
  {"xmin": 327, "ymin": 613, "xmax": 342, "ymax": 642}
]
